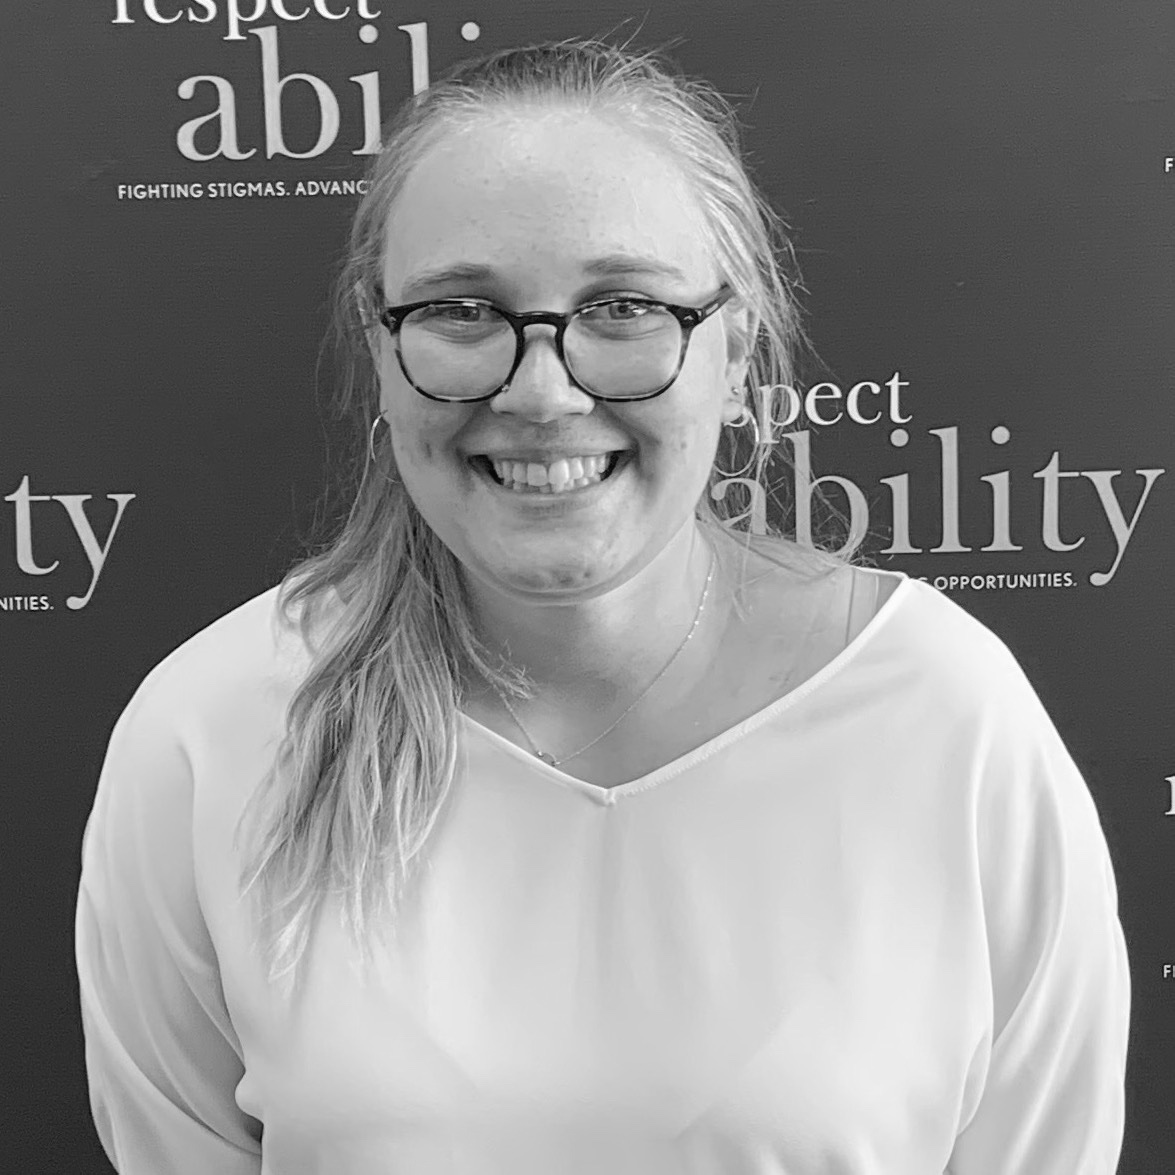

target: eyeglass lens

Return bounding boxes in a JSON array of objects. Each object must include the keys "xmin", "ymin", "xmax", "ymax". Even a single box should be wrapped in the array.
[{"xmin": 398, "ymin": 302, "xmax": 684, "ymax": 400}]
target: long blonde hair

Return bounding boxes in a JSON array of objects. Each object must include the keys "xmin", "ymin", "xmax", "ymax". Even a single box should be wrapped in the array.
[{"xmin": 235, "ymin": 36, "xmax": 849, "ymax": 987}]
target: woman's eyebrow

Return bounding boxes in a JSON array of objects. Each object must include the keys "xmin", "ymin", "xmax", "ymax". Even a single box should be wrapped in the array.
[
  {"xmin": 400, "ymin": 262, "xmax": 497, "ymax": 300},
  {"xmin": 398, "ymin": 254, "xmax": 690, "ymax": 300},
  {"xmin": 581, "ymin": 253, "xmax": 690, "ymax": 282}
]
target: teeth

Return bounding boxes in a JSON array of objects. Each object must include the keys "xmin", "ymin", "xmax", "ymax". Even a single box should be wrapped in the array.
[{"xmin": 488, "ymin": 453, "xmax": 615, "ymax": 493}]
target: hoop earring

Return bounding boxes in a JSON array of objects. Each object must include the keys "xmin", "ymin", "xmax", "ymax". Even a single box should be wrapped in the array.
[
  {"xmin": 714, "ymin": 401, "xmax": 764, "ymax": 478},
  {"xmin": 368, "ymin": 413, "xmax": 400, "ymax": 485}
]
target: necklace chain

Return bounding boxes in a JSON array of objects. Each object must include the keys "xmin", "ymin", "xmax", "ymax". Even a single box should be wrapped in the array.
[{"xmin": 491, "ymin": 549, "xmax": 717, "ymax": 768}]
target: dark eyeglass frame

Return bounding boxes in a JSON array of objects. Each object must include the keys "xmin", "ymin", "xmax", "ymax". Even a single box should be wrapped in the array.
[{"xmin": 372, "ymin": 282, "xmax": 735, "ymax": 404}]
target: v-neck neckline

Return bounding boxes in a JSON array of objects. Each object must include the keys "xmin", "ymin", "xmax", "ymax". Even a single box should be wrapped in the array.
[{"xmin": 459, "ymin": 568, "xmax": 912, "ymax": 805}]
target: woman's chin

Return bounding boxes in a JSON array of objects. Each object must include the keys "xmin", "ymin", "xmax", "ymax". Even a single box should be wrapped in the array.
[
  {"xmin": 469, "ymin": 550, "xmax": 627, "ymax": 601},
  {"xmin": 501, "ymin": 565, "xmax": 613, "ymax": 599}
]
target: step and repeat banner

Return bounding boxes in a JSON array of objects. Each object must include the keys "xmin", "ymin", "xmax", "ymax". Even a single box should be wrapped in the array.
[{"xmin": 3, "ymin": 0, "xmax": 1172, "ymax": 1170}]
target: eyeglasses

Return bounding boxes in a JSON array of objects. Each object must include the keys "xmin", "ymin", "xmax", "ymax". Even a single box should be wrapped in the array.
[{"xmin": 373, "ymin": 283, "xmax": 735, "ymax": 403}]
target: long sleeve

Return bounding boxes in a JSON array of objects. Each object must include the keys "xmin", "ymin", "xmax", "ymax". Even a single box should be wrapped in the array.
[
  {"xmin": 75, "ymin": 674, "xmax": 264, "ymax": 1174},
  {"xmin": 946, "ymin": 664, "xmax": 1131, "ymax": 1174}
]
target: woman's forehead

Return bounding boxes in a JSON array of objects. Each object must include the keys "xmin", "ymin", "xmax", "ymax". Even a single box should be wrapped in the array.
[{"xmin": 380, "ymin": 110, "xmax": 717, "ymax": 296}]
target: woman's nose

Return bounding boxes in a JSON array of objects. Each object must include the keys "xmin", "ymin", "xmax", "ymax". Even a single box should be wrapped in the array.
[{"xmin": 490, "ymin": 326, "xmax": 595, "ymax": 421}]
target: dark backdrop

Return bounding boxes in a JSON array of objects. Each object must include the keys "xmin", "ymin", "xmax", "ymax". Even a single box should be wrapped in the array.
[{"xmin": 2, "ymin": 1, "xmax": 1172, "ymax": 1170}]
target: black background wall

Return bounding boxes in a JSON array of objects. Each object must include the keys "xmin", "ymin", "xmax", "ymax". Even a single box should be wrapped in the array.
[{"xmin": 3, "ymin": 1, "xmax": 1172, "ymax": 1170}]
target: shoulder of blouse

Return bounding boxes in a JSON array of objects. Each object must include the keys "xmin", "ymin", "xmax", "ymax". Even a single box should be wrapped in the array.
[
  {"xmin": 858, "ymin": 574, "xmax": 1061, "ymax": 741},
  {"xmin": 115, "ymin": 583, "xmax": 307, "ymax": 734}
]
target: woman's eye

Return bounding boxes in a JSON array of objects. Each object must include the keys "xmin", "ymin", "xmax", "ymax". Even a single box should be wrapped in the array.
[
  {"xmin": 611, "ymin": 301, "xmax": 650, "ymax": 318},
  {"xmin": 429, "ymin": 303, "xmax": 487, "ymax": 323},
  {"xmin": 409, "ymin": 302, "xmax": 503, "ymax": 339},
  {"xmin": 583, "ymin": 299, "xmax": 653, "ymax": 321}
]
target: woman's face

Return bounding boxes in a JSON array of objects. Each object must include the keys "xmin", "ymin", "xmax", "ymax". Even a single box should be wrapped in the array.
[{"xmin": 375, "ymin": 107, "xmax": 752, "ymax": 603}]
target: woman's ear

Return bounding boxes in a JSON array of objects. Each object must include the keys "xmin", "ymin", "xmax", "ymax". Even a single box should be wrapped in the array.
[
  {"xmin": 720, "ymin": 385, "xmax": 747, "ymax": 427},
  {"xmin": 722, "ymin": 296, "xmax": 758, "ymax": 396},
  {"xmin": 355, "ymin": 281, "xmax": 382, "ymax": 367}
]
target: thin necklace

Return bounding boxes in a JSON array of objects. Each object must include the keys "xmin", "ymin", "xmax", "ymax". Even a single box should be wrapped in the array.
[{"xmin": 491, "ymin": 549, "xmax": 717, "ymax": 768}]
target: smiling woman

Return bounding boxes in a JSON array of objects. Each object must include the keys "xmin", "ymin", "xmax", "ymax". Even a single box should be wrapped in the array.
[{"xmin": 76, "ymin": 35, "xmax": 1129, "ymax": 1175}]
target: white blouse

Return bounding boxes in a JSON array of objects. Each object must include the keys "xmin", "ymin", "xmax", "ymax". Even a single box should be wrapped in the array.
[{"xmin": 75, "ymin": 569, "xmax": 1130, "ymax": 1174}]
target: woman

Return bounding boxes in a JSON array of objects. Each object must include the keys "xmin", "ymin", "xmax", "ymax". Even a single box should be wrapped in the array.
[{"xmin": 76, "ymin": 37, "xmax": 1130, "ymax": 1175}]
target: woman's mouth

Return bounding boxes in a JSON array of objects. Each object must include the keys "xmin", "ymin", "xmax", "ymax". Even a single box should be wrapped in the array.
[{"xmin": 471, "ymin": 452, "xmax": 626, "ymax": 495}]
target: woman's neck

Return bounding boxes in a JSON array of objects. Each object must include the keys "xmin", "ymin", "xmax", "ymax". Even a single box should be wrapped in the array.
[{"xmin": 462, "ymin": 521, "xmax": 722, "ymax": 709}]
